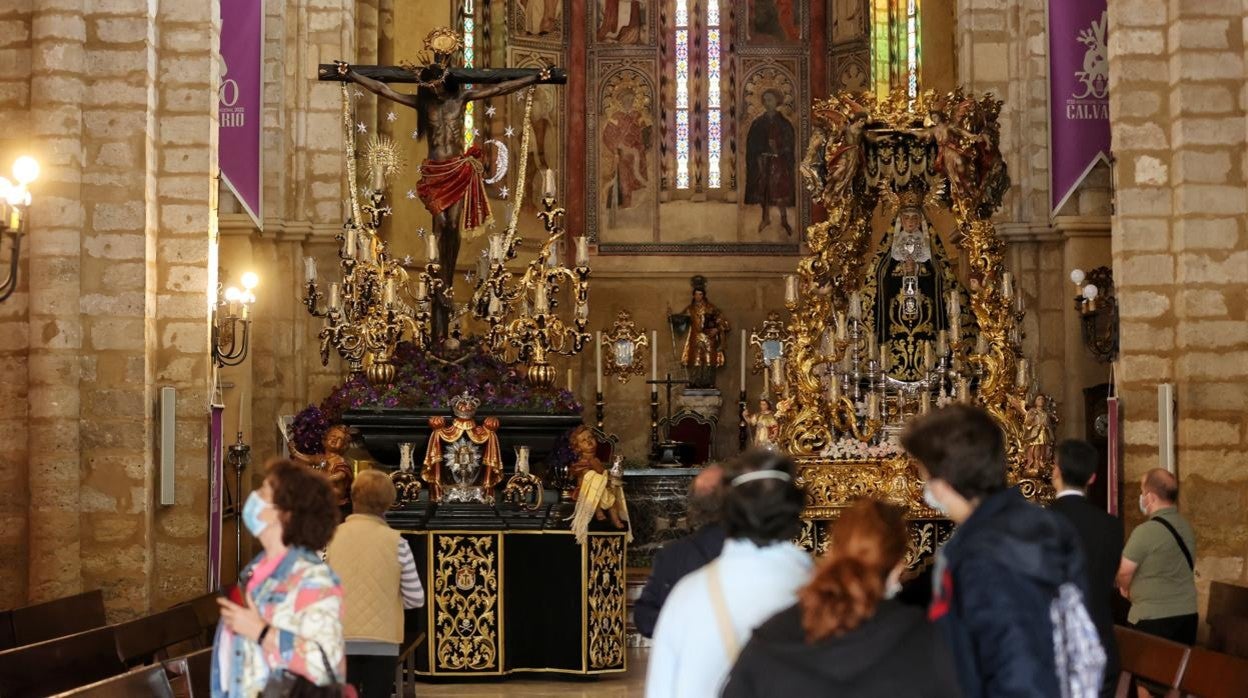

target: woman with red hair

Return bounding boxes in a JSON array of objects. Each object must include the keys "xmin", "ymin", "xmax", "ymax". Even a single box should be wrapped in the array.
[{"xmin": 722, "ymin": 499, "xmax": 959, "ymax": 697}]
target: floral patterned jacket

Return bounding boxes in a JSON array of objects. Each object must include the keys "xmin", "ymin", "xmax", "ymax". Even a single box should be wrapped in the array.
[{"xmin": 211, "ymin": 546, "xmax": 346, "ymax": 697}]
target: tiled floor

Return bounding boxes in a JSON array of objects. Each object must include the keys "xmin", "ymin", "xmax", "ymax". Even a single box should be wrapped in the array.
[{"xmin": 410, "ymin": 649, "xmax": 646, "ymax": 697}]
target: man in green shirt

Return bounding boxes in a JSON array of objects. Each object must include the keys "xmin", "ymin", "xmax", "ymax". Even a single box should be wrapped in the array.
[{"xmin": 1116, "ymin": 468, "xmax": 1198, "ymax": 644}]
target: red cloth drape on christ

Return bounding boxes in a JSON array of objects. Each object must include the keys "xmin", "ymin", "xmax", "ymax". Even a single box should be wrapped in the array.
[{"xmin": 416, "ymin": 145, "xmax": 494, "ymax": 230}]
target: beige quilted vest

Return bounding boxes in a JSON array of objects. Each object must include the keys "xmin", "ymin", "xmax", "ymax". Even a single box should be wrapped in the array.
[{"xmin": 326, "ymin": 514, "xmax": 404, "ymax": 644}]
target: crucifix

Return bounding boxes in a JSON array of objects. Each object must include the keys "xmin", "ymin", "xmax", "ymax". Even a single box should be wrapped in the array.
[{"xmin": 318, "ymin": 28, "xmax": 568, "ymax": 341}]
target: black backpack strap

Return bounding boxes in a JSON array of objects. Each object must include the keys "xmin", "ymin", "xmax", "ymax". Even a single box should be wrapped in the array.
[{"xmin": 1151, "ymin": 516, "xmax": 1194, "ymax": 571}]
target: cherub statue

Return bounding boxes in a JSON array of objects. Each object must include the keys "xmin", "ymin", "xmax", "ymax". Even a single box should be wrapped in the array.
[
  {"xmin": 290, "ymin": 424, "xmax": 355, "ymax": 515},
  {"xmin": 802, "ymin": 97, "xmax": 875, "ymax": 208},
  {"xmin": 567, "ymin": 425, "xmax": 629, "ymax": 543},
  {"xmin": 1009, "ymin": 393, "xmax": 1056, "ymax": 477},
  {"xmin": 743, "ymin": 397, "xmax": 780, "ymax": 449},
  {"xmin": 909, "ymin": 98, "xmax": 983, "ymax": 206}
]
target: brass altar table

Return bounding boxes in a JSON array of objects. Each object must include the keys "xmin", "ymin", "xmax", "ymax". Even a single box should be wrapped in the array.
[{"xmin": 396, "ymin": 519, "xmax": 628, "ymax": 678}]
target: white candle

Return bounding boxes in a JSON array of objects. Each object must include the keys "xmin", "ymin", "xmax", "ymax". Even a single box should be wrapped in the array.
[
  {"xmin": 329, "ymin": 283, "xmax": 341, "ymax": 310},
  {"xmin": 516, "ymin": 446, "xmax": 530, "ymax": 474},
  {"xmin": 576, "ymin": 301, "xmax": 589, "ymax": 321},
  {"xmin": 357, "ymin": 237, "xmax": 371, "ymax": 263},
  {"xmin": 921, "ymin": 389, "xmax": 932, "ymax": 414},
  {"xmin": 383, "ymin": 277, "xmax": 396, "ymax": 306},
  {"xmin": 416, "ymin": 280, "xmax": 428, "ymax": 301},
  {"xmin": 426, "ymin": 232, "xmax": 440, "ymax": 263},
  {"xmin": 575, "ymin": 236, "xmax": 590, "ymax": 267},
  {"xmin": 595, "ymin": 331, "xmax": 603, "ymax": 393},
  {"xmin": 304, "ymin": 256, "xmax": 317, "ymax": 282},
  {"xmin": 543, "ymin": 169, "xmax": 556, "ymax": 198},
  {"xmin": 868, "ymin": 393, "xmax": 880, "ymax": 420},
  {"xmin": 1016, "ymin": 359, "xmax": 1029, "ymax": 388},
  {"xmin": 849, "ymin": 291, "xmax": 863, "ymax": 321},
  {"xmin": 488, "ymin": 292, "xmax": 501, "ymax": 316},
  {"xmin": 836, "ymin": 312, "xmax": 848, "ymax": 341},
  {"xmin": 924, "ymin": 341, "xmax": 936, "ymax": 370},
  {"xmin": 651, "ymin": 330, "xmax": 658, "ymax": 391},
  {"xmin": 784, "ymin": 275, "xmax": 798, "ymax": 304},
  {"xmin": 763, "ymin": 361, "xmax": 770, "ymax": 395},
  {"xmin": 739, "ymin": 330, "xmax": 747, "ymax": 388},
  {"xmin": 489, "ymin": 234, "xmax": 504, "ymax": 262},
  {"xmin": 936, "ymin": 330, "xmax": 949, "ymax": 358},
  {"xmin": 948, "ymin": 291, "xmax": 960, "ymax": 319},
  {"xmin": 345, "ymin": 228, "xmax": 357, "ymax": 258},
  {"xmin": 567, "ymin": 368, "xmax": 573, "ymax": 391},
  {"xmin": 880, "ymin": 350, "xmax": 891, "ymax": 374},
  {"xmin": 1002, "ymin": 272, "xmax": 1015, "ymax": 301},
  {"xmin": 829, "ymin": 377, "xmax": 841, "ymax": 402},
  {"xmin": 868, "ymin": 334, "xmax": 879, "ymax": 362},
  {"xmin": 548, "ymin": 240, "xmax": 560, "ymax": 268}
]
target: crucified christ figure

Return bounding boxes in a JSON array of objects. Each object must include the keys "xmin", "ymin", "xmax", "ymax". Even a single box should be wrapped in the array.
[{"xmin": 333, "ymin": 49, "xmax": 559, "ymax": 341}]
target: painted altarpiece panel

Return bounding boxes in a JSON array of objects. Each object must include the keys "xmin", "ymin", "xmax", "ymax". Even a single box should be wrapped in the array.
[
  {"xmin": 593, "ymin": 0, "xmax": 655, "ymax": 45},
  {"xmin": 505, "ymin": 45, "xmax": 566, "ymax": 227},
  {"xmin": 511, "ymin": 0, "xmax": 568, "ymax": 42},
  {"xmin": 740, "ymin": 0, "xmax": 806, "ymax": 45},
  {"xmin": 734, "ymin": 55, "xmax": 807, "ymax": 247}
]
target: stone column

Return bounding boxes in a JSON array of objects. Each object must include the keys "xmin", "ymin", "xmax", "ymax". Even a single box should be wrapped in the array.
[{"xmin": 26, "ymin": 0, "xmax": 87, "ymax": 604}]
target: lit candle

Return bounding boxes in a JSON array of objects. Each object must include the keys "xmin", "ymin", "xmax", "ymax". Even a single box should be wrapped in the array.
[
  {"xmin": 383, "ymin": 277, "xmax": 396, "ymax": 306},
  {"xmin": 651, "ymin": 331, "xmax": 658, "ymax": 391},
  {"xmin": 595, "ymin": 331, "xmax": 603, "ymax": 393},
  {"xmin": 426, "ymin": 232, "xmax": 440, "ymax": 263},
  {"xmin": 345, "ymin": 228, "xmax": 357, "ymax": 258},
  {"xmin": 849, "ymin": 291, "xmax": 863, "ymax": 321},
  {"xmin": 784, "ymin": 275, "xmax": 798, "ymax": 304},
  {"xmin": 304, "ymin": 256, "xmax": 317, "ymax": 283},
  {"xmin": 1001, "ymin": 272, "xmax": 1015, "ymax": 301},
  {"xmin": 739, "ymin": 329, "xmax": 747, "ymax": 388},
  {"xmin": 329, "ymin": 283, "xmax": 341, "ymax": 310},
  {"xmin": 936, "ymin": 330, "xmax": 949, "ymax": 358},
  {"xmin": 534, "ymin": 283, "xmax": 548, "ymax": 313},
  {"xmin": 575, "ymin": 236, "xmax": 590, "ymax": 267},
  {"xmin": 416, "ymin": 280, "xmax": 428, "ymax": 301}
]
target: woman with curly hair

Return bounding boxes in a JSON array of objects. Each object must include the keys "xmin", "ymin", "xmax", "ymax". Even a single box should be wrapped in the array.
[
  {"xmin": 212, "ymin": 459, "xmax": 346, "ymax": 697},
  {"xmin": 722, "ymin": 499, "xmax": 958, "ymax": 697}
]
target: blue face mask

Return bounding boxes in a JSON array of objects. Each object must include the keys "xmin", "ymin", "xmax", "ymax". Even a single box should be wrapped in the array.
[{"xmin": 243, "ymin": 491, "xmax": 271, "ymax": 538}]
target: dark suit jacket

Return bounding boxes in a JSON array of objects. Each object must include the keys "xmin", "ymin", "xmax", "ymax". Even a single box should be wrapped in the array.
[
  {"xmin": 632, "ymin": 523, "xmax": 726, "ymax": 638},
  {"xmin": 1051, "ymin": 492, "xmax": 1125, "ymax": 695}
]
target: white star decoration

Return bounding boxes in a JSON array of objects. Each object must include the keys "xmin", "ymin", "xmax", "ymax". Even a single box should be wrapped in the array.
[
  {"xmin": 416, "ymin": 227, "xmax": 427, "ymax": 238},
  {"xmin": 464, "ymin": 271, "xmax": 476, "ymax": 283},
  {"xmin": 352, "ymin": 88, "xmax": 363, "ymax": 99},
  {"xmin": 410, "ymin": 129, "xmax": 420, "ymax": 140},
  {"xmin": 473, "ymin": 128, "xmax": 480, "ymax": 137},
  {"xmin": 386, "ymin": 111, "xmax": 397, "ymax": 122},
  {"xmin": 503, "ymin": 126, "xmax": 515, "ymax": 138},
  {"xmin": 499, "ymin": 186, "xmax": 510, "ymax": 199},
  {"xmin": 356, "ymin": 122, "xmax": 367, "ymax": 133},
  {"xmin": 486, "ymin": 106, "xmax": 497, "ymax": 117},
  {"xmin": 405, "ymin": 189, "xmax": 416, "ymax": 200}
]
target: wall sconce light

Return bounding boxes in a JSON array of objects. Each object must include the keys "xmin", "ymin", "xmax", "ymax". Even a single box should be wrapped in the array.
[
  {"xmin": 213, "ymin": 271, "xmax": 258, "ymax": 367},
  {"xmin": 0, "ymin": 156, "xmax": 39, "ymax": 303},
  {"xmin": 1070, "ymin": 267, "xmax": 1118, "ymax": 363}
]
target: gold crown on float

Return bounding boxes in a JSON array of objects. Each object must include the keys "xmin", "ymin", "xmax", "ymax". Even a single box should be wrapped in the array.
[
  {"xmin": 898, "ymin": 186, "xmax": 926, "ymax": 211},
  {"xmin": 451, "ymin": 391, "xmax": 482, "ymax": 418}
]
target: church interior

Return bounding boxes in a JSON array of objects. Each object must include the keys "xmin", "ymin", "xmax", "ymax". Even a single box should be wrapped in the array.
[{"xmin": 1, "ymin": 0, "xmax": 1248, "ymax": 695}]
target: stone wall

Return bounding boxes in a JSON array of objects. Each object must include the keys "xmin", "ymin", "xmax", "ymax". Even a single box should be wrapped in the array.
[{"xmin": 1108, "ymin": 0, "xmax": 1248, "ymax": 591}]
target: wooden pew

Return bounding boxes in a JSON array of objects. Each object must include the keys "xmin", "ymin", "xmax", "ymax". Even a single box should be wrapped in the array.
[
  {"xmin": 48, "ymin": 664, "xmax": 175, "ymax": 698},
  {"xmin": 113, "ymin": 604, "xmax": 203, "ymax": 667},
  {"xmin": 0, "ymin": 610, "xmax": 14, "ymax": 652},
  {"xmin": 1177, "ymin": 645, "xmax": 1248, "ymax": 698},
  {"xmin": 1207, "ymin": 581, "xmax": 1248, "ymax": 660},
  {"xmin": 163, "ymin": 647, "xmax": 212, "ymax": 698},
  {"xmin": 174, "ymin": 593, "xmax": 221, "ymax": 647},
  {"xmin": 9, "ymin": 590, "xmax": 108, "ymax": 648},
  {"xmin": 1114, "ymin": 625, "xmax": 1191, "ymax": 698},
  {"xmin": 0, "ymin": 626, "xmax": 125, "ymax": 698}
]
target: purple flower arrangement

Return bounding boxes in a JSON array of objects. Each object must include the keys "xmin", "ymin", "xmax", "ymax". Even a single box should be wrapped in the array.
[{"xmin": 291, "ymin": 340, "xmax": 583, "ymax": 449}]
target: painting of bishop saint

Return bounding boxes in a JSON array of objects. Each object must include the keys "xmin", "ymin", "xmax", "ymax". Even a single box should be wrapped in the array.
[
  {"xmin": 599, "ymin": 77, "xmax": 655, "ymax": 238},
  {"xmin": 596, "ymin": 0, "xmax": 647, "ymax": 44},
  {"xmin": 744, "ymin": 87, "xmax": 797, "ymax": 237},
  {"xmin": 516, "ymin": 0, "xmax": 562, "ymax": 38}
]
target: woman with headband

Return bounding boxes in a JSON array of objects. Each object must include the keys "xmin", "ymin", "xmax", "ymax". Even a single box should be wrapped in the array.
[{"xmin": 645, "ymin": 449, "xmax": 811, "ymax": 698}]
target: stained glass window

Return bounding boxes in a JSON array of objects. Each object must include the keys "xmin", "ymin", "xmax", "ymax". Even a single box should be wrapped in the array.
[
  {"xmin": 706, "ymin": 3, "xmax": 721, "ymax": 189},
  {"xmin": 675, "ymin": 0, "xmax": 690, "ymax": 189},
  {"xmin": 462, "ymin": 3, "xmax": 475, "ymax": 148},
  {"xmin": 872, "ymin": 0, "xmax": 921, "ymax": 101}
]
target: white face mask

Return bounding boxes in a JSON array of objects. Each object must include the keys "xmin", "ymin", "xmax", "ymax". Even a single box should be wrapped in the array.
[
  {"xmin": 885, "ymin": 577, "xmax": 903, "ymax": 599},
  {"xmin": 924, "ymin": 482, "xmax": 946, "ymax": 514},
  {"xmin": 1138, "ymin": 493, "xmax": 1148, "ymax": 515}
]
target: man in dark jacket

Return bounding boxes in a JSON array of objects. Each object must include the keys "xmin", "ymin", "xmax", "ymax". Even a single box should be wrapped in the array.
[
  {"xmin": 1050, "ymin": 439, "xmax": 1123, "ymax": 697},
  {"xmin": 903, "ymin": 404, "xmax": 1098, "ymax": 698},
  {"xmin": 632, "ymin": 465, "xmax": 725, "ymax": 637}
]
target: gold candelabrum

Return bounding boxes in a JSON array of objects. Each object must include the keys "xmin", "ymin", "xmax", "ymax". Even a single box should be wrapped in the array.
[
  {"xmin": 777, "ymin": 87, "xmax": 1052, "ymax": 501},
  {"xmin": 471, "ymin": 196, "xmax": 592, "ymax": 388},
  {"xmin": 301, "ymin": 85, "xmax": 446, "ymax": 385}
]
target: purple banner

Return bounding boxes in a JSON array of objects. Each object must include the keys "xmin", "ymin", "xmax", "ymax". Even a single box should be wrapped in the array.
[
  {"xmin": 1048, "ymin": 1, "xmax": 1110, "ymax": 214},
  {"xmin": 208, "ymin": 404, "xmax": 225, "ymax": 590},
  {"xmin": 219, "ymin": 0, "xmax": 263, "ymax": 226}
]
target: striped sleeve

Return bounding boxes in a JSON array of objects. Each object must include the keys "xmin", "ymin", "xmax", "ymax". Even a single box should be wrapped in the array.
[{"xmin": 397, "ymin": 537, "xmax": 425, "ymax": 609}]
